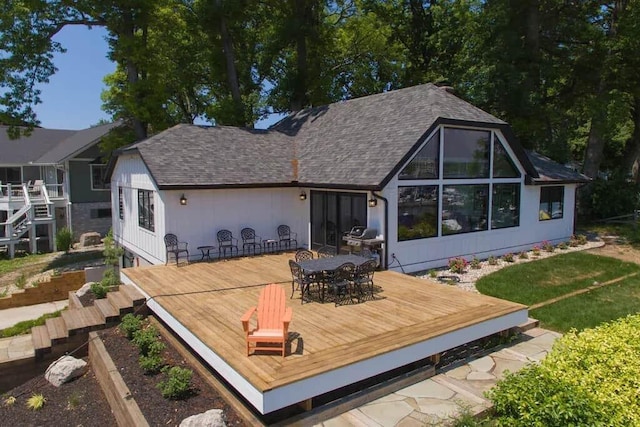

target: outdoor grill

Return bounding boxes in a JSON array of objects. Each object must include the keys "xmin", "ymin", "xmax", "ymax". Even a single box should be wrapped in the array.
[{"xmin": 342, "ymin": 226, "xmax": 384, "ymax": 267}]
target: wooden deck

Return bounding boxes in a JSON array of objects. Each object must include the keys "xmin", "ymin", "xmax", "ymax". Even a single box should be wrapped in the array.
[{"xmin": 122, "ymin": 253, "xmax": 527, "ymax": 414}]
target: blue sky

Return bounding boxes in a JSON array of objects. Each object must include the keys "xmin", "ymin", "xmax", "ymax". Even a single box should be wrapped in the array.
[{"xmin": 33, "ymin": 26, "xmax": 280, "ymax": 130}]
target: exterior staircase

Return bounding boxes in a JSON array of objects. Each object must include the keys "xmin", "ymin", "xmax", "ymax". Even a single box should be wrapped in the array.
[{"xmin": 30, "ymin": 285, "xmax": 147, "ymax": 359}]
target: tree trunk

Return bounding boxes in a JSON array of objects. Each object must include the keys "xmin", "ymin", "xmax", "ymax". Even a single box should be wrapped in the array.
[
  {"xmin": 291, "ymin": 0, "xmax": 309, "ymax": 112},
  {"xmin": 122, "ymin": 11, "xmax": 148, "ymax": 141},
  {"xmin": 625, "ymin": 95, "xmax": 640, "ymax": 182},
  {"xmin": 217, "ymin": 1, "xmax": 246, "ymax": 126}
]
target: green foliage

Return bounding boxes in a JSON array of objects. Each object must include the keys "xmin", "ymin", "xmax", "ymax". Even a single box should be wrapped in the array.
[
  {"xmin": 428, "ymin": 269, "xmax": 438, "ymax": 278},
  {"xmin": 67, "ymin": 391, "xmax": 81, "ymax": 409},
  {"xmin": 1, "ymin": 310, "xmax": 63, "ymax": 338},
  {"xmin": 448, "ymin": 257, "xmax": 468, "ymax": 274},
  {"xmin": 139, "ymin": 353, "xmax": 165, "ymax": 375},
  {"xmin": 470, "ymin": 256, "xmax": 481, "ymax": 269},
  {"xmin": 490, "ymin": 315, "xmax": 640, "ymax": 426},
  {"xmin": 0, "ymin": 287, "xmax": 7, "ymax": 298},
  {"xmin": 541, "ymin": 240, "xmax": 554, "ymax": 252},
  {"xmin": 55, "ymin": 227, "xmax": 74, "ymax": 253},
  {"xmin": 531, "ymin": 245, "xmax": 541, "ymax": 256},
  {"xmin": 90, "ymin": 282, "xmax": 109, "ymax": 300},
  {"xmin": 502, "ymin": 253, "xmax": 514, "ymax": 263},
  {"xmin": 487, "ymin": 255, "xmax": 498, "ymax": 265},
  {"xmin": 119, "ymin": 314, "xmax": 144, "ymax": 340},
  {"xmin": 3, "ymin": 395, "xmax": 16, "ymax": 406},
  {"xmin": 518, "ymin": 251, "xmax": 528, "ymax": 259},
  {"xmin": 557, "ymin": 241, "xmax": 568, "ymax": 250},
  {"xmin": 132, "ymin": 326, "xmax": 164, "ymax": 357},
  {"xmin": 585, "ymin": 175, "xmax": 640, "ymax": 220},
  {"xmin": 26, "ymin": 393, "xmax": 46, "ymax": 411},
  {"xmin": 102, "ymin": 229, "xmax": 124, "ymax": 267},
  {"xmin": 157, "ymin": 366, "xmax": 193, "ymax": 400},
  {"xmin": 100, "ymin": 268, "xmax": 120, "ymax": 288},
  {"xmin": 14, "ymin": 273, "xmax": 26, "ymax": 289}
]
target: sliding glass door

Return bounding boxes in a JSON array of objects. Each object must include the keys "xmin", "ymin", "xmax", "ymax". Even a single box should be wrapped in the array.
[{"xmin": 310, "ymin": 191, "xmax": 367, "ymax": 252}]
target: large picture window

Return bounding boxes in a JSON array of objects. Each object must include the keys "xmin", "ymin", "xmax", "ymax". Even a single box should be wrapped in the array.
[
  {"xmin": 399, "ymin": 132, "xmax": 439, "ymax": 179},
  {"xmin": 443, "ymin": 128, "xmax": 490, "ymax": 178},
  {"xmin": 90, "ymin": 164, "xmax": 109, "ymax": 190},
  {"xmin": 492, "ymin": 184, "xmax": 520, "ymax": 229},
  {"xmin": 442, "ymin": 185, "xmax": 488, "ymax": 235},
  {"xmin": 539, "ymin": 186, "xmax": 564, "ymax": 220},
  {"xmin": 398, "ymin": 186, "xmax": 438, "ymax": 241},
  {"xmin": 138, "ymin": 189, "xmax": 155, "ymax": 231}
]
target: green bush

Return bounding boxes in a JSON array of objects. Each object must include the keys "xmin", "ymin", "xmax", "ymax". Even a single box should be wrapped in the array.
[
  {"xmin": 90, "ymin": 282, "xmax": 109, "ymax": 299},
  {"xmin": 487, "ymin": 255, "xmax": 498, "ymax": 265},
  {"xmin": 100, "ymin": 268, "xmax": 120, "ymax": 288},
  {"xmin": 103, "ymin": 229, "xmax": 124, "ymax": 267},
  {"xmin": 470, "ymin": 256, "xmax": 481, "ymax": 269},
  {"xmin": 119, "ymin": 314, "xmax": 144, "ymax": 340},
  {"xmin": 489, "ymin": 314, "xmax": 640, "ymax": 426},
  {"xmin": 518, "ymin": 251, "xmax": 528, "ymax": 259},
  {"xmin": 15, "ymin": 273, "xmax": 26, "ymax": 289},
  {"xmin": 157, "ymin": 366, "xmax": 193, "ymax": 400},
  {"xmin": 584, "ymin": 174, "xmax": 640, "ymax": 220},
  {"xmin": 55, "ymin": 227, "xmax": 74, "ymax": 253},
  {"xmin": 132, "ymin": 326, "xmax": 163, "ymax": 356},
  {"xmin": 139, "ymin": 353, "xmax": 164, "ymax": 374},
  {"xmin": 502, "ymin": 253, "xmax": 515, "ymax": 263}
]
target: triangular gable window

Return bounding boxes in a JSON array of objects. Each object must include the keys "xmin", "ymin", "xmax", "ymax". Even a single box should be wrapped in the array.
[
  {"xmin": 493, "ymin": 140, "xmax": 520, "ymax": 178},
  {"xmin": 399, "ymin": 131, "xmax": 440, "ymax": 180}
]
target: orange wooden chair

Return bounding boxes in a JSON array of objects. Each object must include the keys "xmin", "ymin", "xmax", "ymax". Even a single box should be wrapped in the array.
[{"xmin": 241, "ymin": 284, "xmax": 293, "ymax": 357}]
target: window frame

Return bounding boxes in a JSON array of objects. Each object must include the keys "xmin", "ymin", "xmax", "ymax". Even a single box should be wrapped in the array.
[
  {"xmin": 118, "ymin": 187, "xmax": 124, "ymax": 220},
  {"xmin": 539, "ymin": 186, "xmax": 564, "ymax": 221},
  {"xmin": 137, "ymin": 189, "xmax": 155, "ymax": 232},
  {"xmin": 90, "ymin": 164, "xmax": 109, "ymax": 191},
  {"xmin": 397, "ymin": 185, "xmax": 439, "ymax": 241}
]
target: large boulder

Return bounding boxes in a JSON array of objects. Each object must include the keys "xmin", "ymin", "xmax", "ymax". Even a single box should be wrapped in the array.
[
  {"xmin": 45, "ymin": 355, "xmax": 87, "ymax": 387},
  {"xmin": 79, "ymin": 232, "xmax": 102, "ymax": 247},
  {"xmin": 179, "ymin": 409, "xmax": 226, "ymax": 427}
]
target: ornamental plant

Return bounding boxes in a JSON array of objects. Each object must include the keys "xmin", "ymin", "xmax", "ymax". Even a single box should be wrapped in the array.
[
  {"xmin": 542, "ymin": 240, "xmax": 554, "ymax": 252},
  {"xmin": 502, "ymin": 253, "xmax": 515, "ymax": 263},
  {"xmin": 518, "ymin": 251, "xmax": 528, "ymax": 259},
  {"xmin": 158, "ymin": 366, "xmax": 193, "ymax": 400},
  {"xmin": 557, "ymin": 241, "xmax": 569, "ymax": 250},
  {"xmin": 448, "ymin": 257, "xmax": 468, "ymax": 274},
  {"xmin": 26, "ymin": 393, "xmax": 46, "ymax": 411},
  {"xmin": 119, "ymin": 314, "xmax": 144, "ymax": 340},
  {"xmin": 531, "ymin": 245, "xmax": 541, "ymax": 256},
  {"xmin": 489, "ymin": 314, "xmax": 640, "ymax": 426},
  {"xmin": 470, "ymin": 256, "xmax": 481, "ymax": 269},
  {"xmin": 487, "ymin": 255, "xmax": 498, "ymax": 265}
]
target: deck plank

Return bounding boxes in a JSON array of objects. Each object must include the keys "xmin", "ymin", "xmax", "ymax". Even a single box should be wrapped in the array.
[{"xmin": 123, "ymin": 252, "xmax": 526, "ymax": 393}]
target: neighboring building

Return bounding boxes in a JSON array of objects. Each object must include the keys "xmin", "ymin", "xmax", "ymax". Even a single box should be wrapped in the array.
[
  {"xmin": 0, "ymin": 122, "xmax": 120, "ymax": 257},
  {"xmin": 108, "ymin": 84, "xmax": 589, "ymax": 272}
]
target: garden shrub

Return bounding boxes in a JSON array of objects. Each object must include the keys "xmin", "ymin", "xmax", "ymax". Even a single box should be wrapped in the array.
[
  {"xmin": 489, "ymin": 314, "xmax": 640, "ymax": 426},
  {"xmin": 518, "ymin": 251, "xmax": 528, "ymax": 259},
  {"xmin": 584, "ymin": 174, "xmax": 640, "ymax": 220},
  {"xmin": 139, "ymin": 353, "xmax": 165, "ymax": 374},
  {"xmin": 100, "ymin": 268, "xmax": 120, "ymax": 288},
  {"xmin": 132, "ymin": 326, "xmax": 164, "ymax": 356},
  {"xmin": 448, "ymin": 257, "xmax": 468, "ymax": 274},
  {"xmin": 119, "ymin": 314, "xmax": 144, "ymax": 340},
  {"xmin": 531, "ymin": 245, "xmax": 541, "ymax": 256},
  {"xmin": 487, "ymin": 255, "xmax": 498, "ymax": 265},
  {"xmin": 90, "ymin": 282, "xmax": 109, "ymax": 299},
  {"xmin": 157, "ymin": 366, "xmax": 193, "ymax": 399},
  {"xmin": 541, "ymin": 240, "xmax": 554, "ymax": 252},
  {"xmin": 502, "ymin": 253, "xmax": 515, "ymax": 263},
  {"xmin": 55, "ymin": 227, "xmax": 74, "ymax": 253},
  {"xmin": 470, "ymin": 256, "xmax": 481, "ymax": 269}
]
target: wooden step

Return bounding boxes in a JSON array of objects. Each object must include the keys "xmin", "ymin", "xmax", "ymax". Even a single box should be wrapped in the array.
[
  {"xmin": 119, "ymin": 285, "xmax": 146, "ymax": 307},
  {"xmin": 45, "ymin": 317, "xmax": 68, "ymax": 344},
  {"xmin": 107, "ymin": 291, "xmax": 134, "ymax": 316},
  {"xmin": 61, "ymin": 306, "xmax": 104, "ymax": 335},
  {"xmin": 94, "ymin": 298, "xmax": 120, "ymax": 323},
  {"xmin": 68, "ymin": 291, "xmax": 83, "ymax": 310},
  {"xmin": 31, "ymin": 325, "xmax": 51, "ymax": 358}
]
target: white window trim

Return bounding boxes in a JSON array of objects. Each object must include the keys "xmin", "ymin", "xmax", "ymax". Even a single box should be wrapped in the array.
[{"xmin": 90, "ymin": 164, "xmax": 109, "ymax": 191}]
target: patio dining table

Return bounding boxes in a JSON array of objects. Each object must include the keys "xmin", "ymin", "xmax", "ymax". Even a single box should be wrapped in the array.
[{"xmin": 297, "ymin": 254, "xmax": 369, "ymax": 303}]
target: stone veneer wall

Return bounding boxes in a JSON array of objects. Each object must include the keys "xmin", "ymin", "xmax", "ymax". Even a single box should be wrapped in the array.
[{"xmin": 71, "ymin": 201, "xmax": 113, "ymax": 239}]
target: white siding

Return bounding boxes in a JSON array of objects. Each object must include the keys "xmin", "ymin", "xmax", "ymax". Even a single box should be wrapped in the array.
[{"xmin": 110, "ymin": 153, "xmax": 166, "ymax": 264}]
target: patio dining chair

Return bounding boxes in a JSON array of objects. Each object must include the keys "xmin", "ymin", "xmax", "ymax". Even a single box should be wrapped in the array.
[
  {"xmin": 288, "ymin": 260, "xmax": 316, "ymax": 303},
  {"xmin": 241, "ymin": 227, "xmax": 262, "ymax": 256},
  {"xmin": 317, "ymin": 246, "xmax": 336, "ymax": 258},
  {"xmin": 329, "ymin": 262, "xmax": 357, "ymax": 306},
  {"xmin": 277, "ymin": 225, "xmax": 298, "ymax": 250},
  {"xmin": 164, "ymin": 233, "xmax": 189, "ymax": 265},
  {"xmin": 217, "ymin": 229, "xmax": 239, "ymax": 259},
  {"xmin": 353, "ymin": 259, "xmax": 377, "ymax": 301},
  {"xmin": 295, "ymin": 249, "xmax": 313, "ymax": 262}
]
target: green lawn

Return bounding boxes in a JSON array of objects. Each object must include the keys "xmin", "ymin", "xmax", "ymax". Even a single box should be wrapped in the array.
[
  {"xmin": 475, "ymin": 252, "xmax": 640, "ymax": 305},
  {"xmin": 476, "ymin": 252, "xmax": 640, "ymax": 332}
]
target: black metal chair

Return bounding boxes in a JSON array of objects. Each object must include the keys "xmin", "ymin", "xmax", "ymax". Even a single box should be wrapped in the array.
[
  {"xmin": 288, "ymin": 260, "xmax": 315, "ymax": 303},
  {"xmin": 217, "ymin": 229, "xmax": 238, "ymax": 259},
  {"xmin": 353, "ymin": 259, "xmax": 377, "ymax": 301},
  {"xmin": 277, "ymin": 225, "xmax": 298, "ymax": 250},
  {"xmin": 164, "ymin": 233, "xmax": 189, "ymax": 265},
  {"xmin": 317, "ymin": 246, "xmax": 336, "ymax": 258},
  {"xmin": 295, "ymin": 249, "xmax": 313, "ymax": 262},
  {"xmin": 241, "ymin": 227, "xmax": 262, "ymax": 255},
  {"xmin": 330, "ymin": 262, "xmax": 356, "ymax": 306}
]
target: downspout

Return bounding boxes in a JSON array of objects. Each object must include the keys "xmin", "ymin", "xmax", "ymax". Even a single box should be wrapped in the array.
[{"xmin": 371, "ymin": 191, "xmax": 389, "ymax": 270}]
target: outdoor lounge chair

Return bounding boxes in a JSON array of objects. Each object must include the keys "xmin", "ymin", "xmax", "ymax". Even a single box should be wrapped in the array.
[
  {"xmin": 164, "ymin": 233, "xmax": 189, "ymax": 265},
  {"xmin": 241, "ymin": 283, "xmax": 293, "ymax": 357}
]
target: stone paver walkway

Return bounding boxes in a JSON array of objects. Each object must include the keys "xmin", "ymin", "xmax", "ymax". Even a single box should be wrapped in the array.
[{"xmin": 318, "ymin": 327, "xmax": 560, "ymax": 426}]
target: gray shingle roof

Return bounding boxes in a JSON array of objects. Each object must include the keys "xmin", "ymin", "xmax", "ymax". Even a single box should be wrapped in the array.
[
  {"xmin": 0, "ymin": 127, "xmax": 75, "ymax": 164},
  {"xmin": 125, "ymin": 125, "xmax": 294, "ymax": 187},
  {"xmin": 35, "ymin": 122, "xmax": 120, "ymax": 164},
  {"xmin": 118, "ymin": 83, "xmax": 585, "ymax": 189},
  {"xmin": 526, "ymin": 150, "xmax": 590, "ymax": 184}
]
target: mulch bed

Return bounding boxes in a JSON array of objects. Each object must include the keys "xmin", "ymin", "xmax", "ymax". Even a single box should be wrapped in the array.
[
  {"xmin": 98, "ymin": 325, "xmax": 247, "ymax": 426},
  {"xmin": 0, "ymin": 364, "xmax": 117, "ymax": 426}
]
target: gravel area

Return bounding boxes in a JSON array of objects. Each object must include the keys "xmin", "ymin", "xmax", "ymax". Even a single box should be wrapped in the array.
[{"xmin": 417, "ymin": 240, "xmax": 605, "ymax": 293}]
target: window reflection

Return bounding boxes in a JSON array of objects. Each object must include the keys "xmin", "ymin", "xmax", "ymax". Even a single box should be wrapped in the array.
[
  {"xmin": 492, "ymin": 184, "xmax": 520, "ymax": 229},
  {"xmin": 398, "ymin": 186, "xmax": 438, "ymax": 240},
  {"xmin": 443, "ymin": 129, "xmax": 490, "ymax": 178},
  {"xmin": 442, "ymin": 185, "xmax": 488, "ymax": 235},
  {"xmin": 539, "ymin": 186, "xmax": 564, "ymax": 220}
]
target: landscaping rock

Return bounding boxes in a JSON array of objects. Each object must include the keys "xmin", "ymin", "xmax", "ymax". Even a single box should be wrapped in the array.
[
  {"xmin": 45, "ymin": 355, "xmax": 87, "ymax": 387},
  {"xmin": 75, "ymin": 282, "xmax": 94, "ymax": 297},
  {"xmin": 79, "ymin": 232, "xmax": 102, "ymax": 247},
  {"xmin": 179, "ymin": 409, "xmax": 226, "ymax": 427}
]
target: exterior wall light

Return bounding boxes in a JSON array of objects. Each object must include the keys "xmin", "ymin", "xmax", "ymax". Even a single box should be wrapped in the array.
[
  {"xmin": 180, "ymin": 194, "xmax": 187, "ymax": 206},
  {"xmin": 368, "ymin": 198, "xmax": 377, "ymax": 207},
  {"xmin": 299, "ymin": 191, "xmax": 307, "ymax": 201}
]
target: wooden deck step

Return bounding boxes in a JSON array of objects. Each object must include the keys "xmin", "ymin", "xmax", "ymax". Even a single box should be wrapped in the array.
[
  {"xmin": 61, "ymin": 306, "xmax": 104, "ymax": 335},
  {"xmin": 31, "ymin": 325, "xmax": 51, "ymax": 357},
  {"xmin": 94, "ymin": 298, "xmax": 120, "ymax": 323},
  {"xmin": 68, "ymin": 291, "xmax": 83, "ymax": 309},
  {"xmin": 119, "ymin": 285, "xmax": 146, "ymax": 307},
  {"xmin": 106, "ymin": 291, "xmax": 134, "ymax": 316},
  {"xmin": 45, "ymin": 317, "xmax": 68, "ymax": 344}
]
